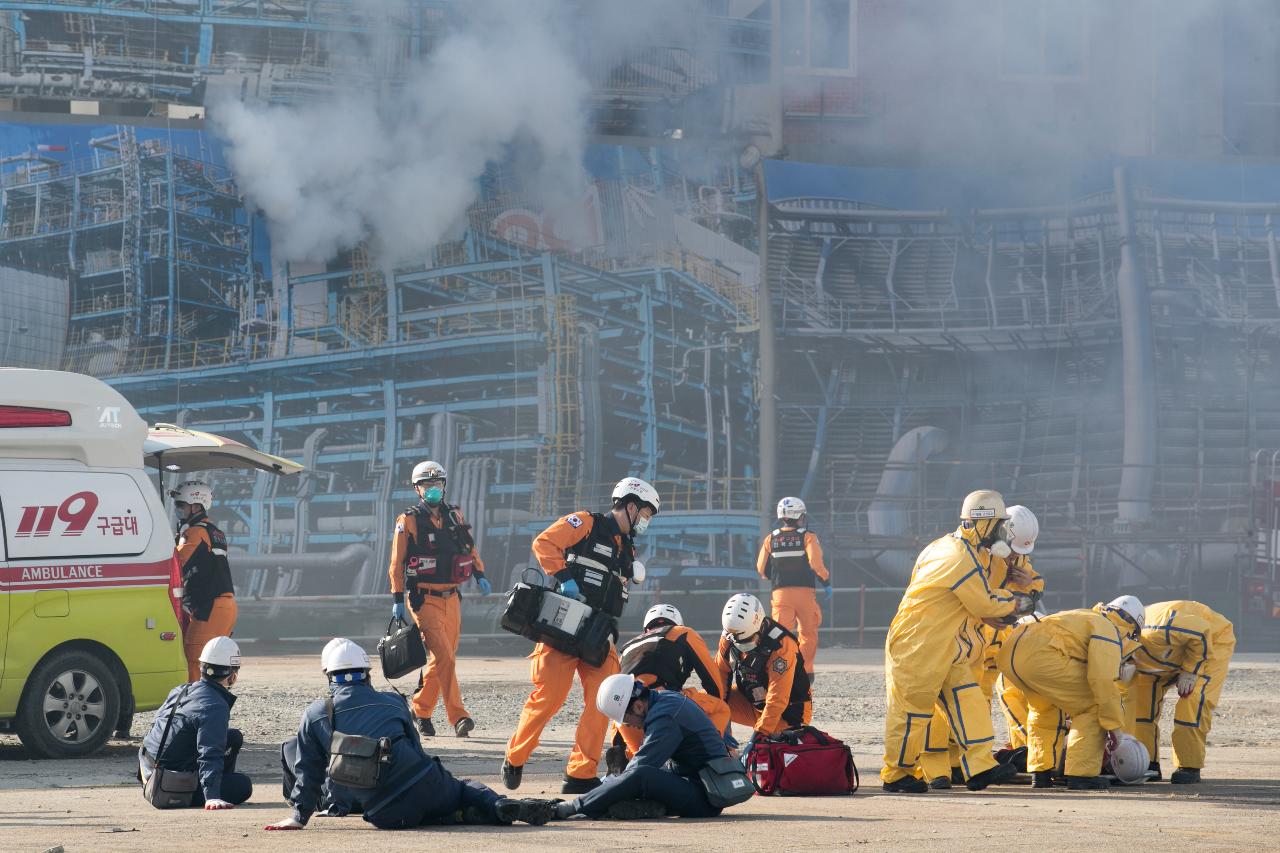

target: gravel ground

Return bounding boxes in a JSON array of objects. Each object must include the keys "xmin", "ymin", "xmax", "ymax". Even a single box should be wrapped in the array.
[{"xmin": 1, "ymin": 648, "xmax": 1278, "ymax": 852}]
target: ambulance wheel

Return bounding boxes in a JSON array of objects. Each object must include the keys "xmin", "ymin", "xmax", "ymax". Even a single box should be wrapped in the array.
[{"xmin": 15, "ymin": 649, "xmax": 121, "ymax": 759}]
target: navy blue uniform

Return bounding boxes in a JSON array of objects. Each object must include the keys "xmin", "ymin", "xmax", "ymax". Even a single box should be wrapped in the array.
[
  {"xmin": 140, "ymin": 679, "xmax": 252, "ymax": 805},
  {"xmin": 576, "ymin": 689, "xmax": 729, "ymax": 818},
  {"xmin": 288, "ymin": 681, "xmax": 501, "ymax": 829}
]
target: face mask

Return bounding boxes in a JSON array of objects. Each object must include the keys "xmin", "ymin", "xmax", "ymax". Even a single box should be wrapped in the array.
[
  {"xmin": 990, "ymin": 540, "xmax": 1012, "ymax": 559},
  {"xmin": 633, "ymin": 514, "xmax": 650, "ymax": 535},
  {"xmin": 730, "ymin": 633, "xmax": 758, "ymax": 652},
  {"xmin": 423, "ymin": 486, "xmax": 443, "ymax": 506}
]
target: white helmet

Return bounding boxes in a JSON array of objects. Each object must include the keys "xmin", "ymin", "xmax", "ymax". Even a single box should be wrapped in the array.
[
  {"xmin": 1106, "ymin": 733, "xmax": 1150, "ymax": 784},
  {"xmin": 597, "ymin": 673, "xmax": 639, "ymax": 724},
  {"xmin": 643, "ymin": 603, "xmax": 683, "ymax": 628},
  {"xmin": 776, "ymin": 496, "xmax": 806, "ymax": 521},
  {"xmin": 612, "ymin": 477, "xmax": 660, "ymax": 514},
  {"xmin": 198, "ymin": 636, "xmax": 241, "ymax": 677},
  {"xmin": 411, "ymin": 460, "xmax": 446, "ymax": 485},
  {"xmin": 1001, "ymin": 505, "xmax": 1039, "ymax": 555},
  {"xmin": 722, "ymin": 593, "xmax": 766, "ymax": 651},
  {"xmin": 170, "ymin": 479, "xmax": 213, "ymax": 509},
  {"xmin": 1103, "ymin": 595, "xmax": 1145, "ymax": 632},
  {"xmin": 321, "ymin": 637, "xmax": 370, "ymax": 675}
]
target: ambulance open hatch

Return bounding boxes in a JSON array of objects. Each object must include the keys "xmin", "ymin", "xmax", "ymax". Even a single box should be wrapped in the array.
[{"xmin": 144, "ymin": 424, "xmax": 304, "ymax": 478}]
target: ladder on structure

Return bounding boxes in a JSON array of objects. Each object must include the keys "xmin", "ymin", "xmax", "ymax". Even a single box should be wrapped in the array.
[{"xmin": 534, "ymin": 293, "xmax": 582, "ymax": 516}]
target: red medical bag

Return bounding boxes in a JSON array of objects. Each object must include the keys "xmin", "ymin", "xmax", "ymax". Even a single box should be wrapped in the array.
[{"xmin": 745, "ymin": 726, "xmax": 859, "ymax": 796}]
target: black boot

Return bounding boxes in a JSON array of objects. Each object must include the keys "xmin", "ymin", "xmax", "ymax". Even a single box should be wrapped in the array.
[
  {"xmin": 561, "ymin": 774, "xmax": 602, "ymax": 795},
  {"xmin": 1031, "ymin": 771, "xmax": 1054, "ymax": 789},
  {"xmin": 1065, "ymin": 775, "xmax": 1109, "ymax": 790},
  {"xmin": 950, "ymin": 767, "xmax": 966, "ymax": 785},
  {"xmin": 1170, "ymin": 767, "xmax": 1201, "ymax": 784},
  {"xmin": 416, "ymin": 717, "xmax": 436, "ymax": 738},
  {"xmin": 966, "ymin": 761, "xmax": 1018, "ymax": 791},
  {"xmin": 605, "ymin": 743, "xmax": 629, "ymax": 776},
  {"xmin": 501, "ymin": 760, "xmax": 523, "ymax": 791},
  {"xmin": 882, "ymin": 776, "xmax": 929, "ymax": 793},
  {"xmin": 495, "ymin": 798, "xmax": 558, "ymax": 826},
  {"xmin": 928, "ymin": 775, "xmax": 951, "ymax": 790},
  {"xmin": 454, "ymin": 717, "xmax": 475, "ymax": 737},
  {"xmin": 995, "ymin": 746, "xmax": 1028, "ymax": 773},
  {"xmin": 1148, "ymin": 761, "xmax": 1163, "ymax": 782}
]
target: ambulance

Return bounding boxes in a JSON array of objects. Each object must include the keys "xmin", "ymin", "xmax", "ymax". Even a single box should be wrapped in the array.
[{"xmin": 0, "ymin": 369, "xmax": 300, "ymax": 757}]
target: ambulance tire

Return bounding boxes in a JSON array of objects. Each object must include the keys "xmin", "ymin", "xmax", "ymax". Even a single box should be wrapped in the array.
[{"xmin": 16, "ymin": 649, "xmax": 122, "ymax": 759}]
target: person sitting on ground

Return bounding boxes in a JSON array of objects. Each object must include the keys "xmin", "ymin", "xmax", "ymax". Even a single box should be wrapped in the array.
[
  {"xmin": 139, "ymin": 636, "xmax": 252, "ymax": 810},
  {"xmin": 265, "ymin": 638, "xmax": 555, "ymax": 831},
  {"xmin": 553, "ymin": 675, "xmax": 734, "ymax": 821}
]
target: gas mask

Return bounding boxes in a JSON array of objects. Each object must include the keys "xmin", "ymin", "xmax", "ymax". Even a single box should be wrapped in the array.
[{"xmin": 422, "ymin": 486, "xmax": 443, "ymax": 506}]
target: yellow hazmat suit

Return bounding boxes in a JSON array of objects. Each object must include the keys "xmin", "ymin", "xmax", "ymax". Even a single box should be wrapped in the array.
[
  {"xmin": 917, "ymin": 555, "xmax": 1043, "ymax": 782},
  {"xmin": 881, "ymin": 526, "xmax": 1017, "ymax": 784},
  {"xmin": 1124, "ymin": 600, "xmax": 1235, "ymax": 771},
  {"xmin": 997, "ymin": 608, "xmax": 1127, "ymax": 778}
]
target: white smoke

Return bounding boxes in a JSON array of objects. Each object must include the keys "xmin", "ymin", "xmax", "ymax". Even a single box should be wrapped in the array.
[{"xmin": 212, "ymin": 0, "xmax": 590, "ymax": 264}]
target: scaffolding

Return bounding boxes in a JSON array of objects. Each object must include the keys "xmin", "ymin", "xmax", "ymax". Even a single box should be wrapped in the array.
[{"xmin": 534, "ymin": 292, "xmax": 582, "ymax": 515}]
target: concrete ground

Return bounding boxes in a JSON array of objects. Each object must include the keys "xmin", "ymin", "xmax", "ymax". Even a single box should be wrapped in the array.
[{"xmin": 2, "ymin": 649, "xmax": 1277, "ymax": 852}]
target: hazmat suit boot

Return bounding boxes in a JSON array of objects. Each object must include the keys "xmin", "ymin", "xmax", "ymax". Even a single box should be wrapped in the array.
[
  {"xmin": 501, "ymin": 760, "xmax": 523, "ymax": 791},
  {"xmin": 1148, "ymin": 761, "xmax": 1163, "ymax": 782},
  {"xmin": 1065, "ymin": 775, "xmax": 1109, "ymax": 790},
  {"xmin": 417, "ymin": 717, "xmax": 436, "ymax": 737},
  {"xmin": 965, "ymin": 760, "xmax": 1017, "ymax": 791},
  {"xmin": 562, "ymin": 774, "xmax": 602, "ymax": 795},
  {"xmin": 882, "ymin": 776, "xmax": 929, "ymax": 794},
  {"xmin": 494, "ymin": 798, "xmax": 558, "ymax": 826},
  {"xmin": 1170, "ymin": 767, "xmax": 1201, "ymax": 784},
  {"xmin": 950, "ymin": 767, "xmax": 965, "ymax": 785},
  {"xmin": 1031, "ymin": 771, "xmax": 1054, "ymax": 789},
  {"xmin": 607, "ymin": 799, "xmax": 667, "ymax": 820},
  {"xmin": 995, "ymin": 746, "xmax": 1028, "ymax": 773},
  {"xmin": 928, "ymin": 775, "xmax": 951, "ymax": 790}
]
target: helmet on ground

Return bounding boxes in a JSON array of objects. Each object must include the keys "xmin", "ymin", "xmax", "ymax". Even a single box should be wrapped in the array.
[
  {"xmin": 776, "ymin": 497, "xmax": 806, "ymax": 521},
  {"xmin": 170, "ymin": 479, "xmax": 213, "ymax": 509},
  {"xmin": 1001, "ymin": 505, "xmax": 1039, "ymax": 555},
  {"xmin": 321, "ymin": 637, "xmax": 371, "ymax": 678},
  {"xmin": 643, "ymin": 603, "xmax": 683, "ymax": 629},
  {"xmin": 1101, "ymin": 595, "xmax": 1145, "ymax": 635},
  {"xmin": 597, "ymin": 673, "xmax": 639, "ymax": 724},
  {"xmin": 960, "ymin": 489, "xmax": 1008, "ymax": 521},
  {"xmin": 612, "ymin": 477, "xmax": 660, "ymax": 514},
  {"xmin": 1106, "ymin": 733, "xmax": 1150, "ymax": 784},
  {"xmin": 722, "ymin": 593, "xmax": 766, "ymax": 650},
  {"xmin": 198, "ymin": 636, "xmax": 241, "ymax": 678},
  {"xmin": 411, "ymin": 460, "xmax": 446, "ymax": 485}
]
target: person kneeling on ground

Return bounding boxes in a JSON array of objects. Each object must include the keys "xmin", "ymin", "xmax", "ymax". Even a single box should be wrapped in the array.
[
  {"xmin": 265, "ymin": 638, "xmax": 555, "ymax": 831},
  {"xmin": 553, "ymin": 674, "xmax": 733, "ymax": 821},
  {"xmin": 139, "ymin": 636, "xmax": 252, "ymax": 810}
]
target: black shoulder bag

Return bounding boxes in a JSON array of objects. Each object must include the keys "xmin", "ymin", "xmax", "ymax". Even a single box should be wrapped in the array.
[
  {"xmin": 325, "ymin": 697, "xmax": 394, "ymax": 789},
  {"xmin": 142, "ymin": 684, "xmax": 200, "ymax": 809}
]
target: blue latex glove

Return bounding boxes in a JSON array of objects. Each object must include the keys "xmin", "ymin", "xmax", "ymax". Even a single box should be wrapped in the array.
[
  {"xmin": 740, "ymin": 731, "xmax": 760, "ymax": 767},
  {"xmin": 822, "ymin": 581, "xmax": 834, "ymax": 603},
  {"xmin": 558, "ymin": 578, "xmax": 581, "ymax": 600},
  {"xmin": 475, "ymin": 576, "xmax": 492, "ymax": 595},
  {"xmin": 391, "ymin": 601, "xmax": 408, "ymax": 622}
]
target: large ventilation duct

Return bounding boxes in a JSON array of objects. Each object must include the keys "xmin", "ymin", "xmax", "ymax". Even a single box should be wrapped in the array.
[
  {"xmin": 1113, "ymin": 166, "xmax": 1157, "ymax": 526},
  {"xmin": 867, "ymin": 426, "xmax": 950, "ymax": 581},
  {"xmin": 430, "ymin": 412, "xmax": 462, "ymax": 477},
  {"xmin": 1, "ymin": 266, "xmax": 68, "ymax": 368}
]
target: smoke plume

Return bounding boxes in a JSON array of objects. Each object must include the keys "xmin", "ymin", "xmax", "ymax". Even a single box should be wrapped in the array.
[{"xmin": 212, "ymin": 0, "xmax": 590, "ymax": 264}]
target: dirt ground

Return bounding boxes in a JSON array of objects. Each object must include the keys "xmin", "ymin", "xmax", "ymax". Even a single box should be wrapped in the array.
[{"xmin": 1, "ymin": 649, "xmax": 1278, "ymax": 853}]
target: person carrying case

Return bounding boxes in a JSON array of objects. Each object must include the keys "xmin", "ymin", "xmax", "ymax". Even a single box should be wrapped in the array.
[
  {"xmin": 142, "ymin": 684, "xmax": 200, "ymax": 809},
  {"xmin": 378, "ymin": 617, "xmax": 428, "ymax": 680},
  {"xmin": 745, "ymin": 725, "xmax": 859, "ymax": 796}
]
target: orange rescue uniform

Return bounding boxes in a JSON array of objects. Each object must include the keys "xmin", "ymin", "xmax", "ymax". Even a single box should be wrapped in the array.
[
  {"xmin": 716, "ymin": 623, "xmax": 812, "ymax": 735},
  {"xmin": 757, "ymin": 526, "xmax": 829, "ymax": 673},
  {"xmin": 388, "ymin": 506, "xmax": 485, "ymax": 726},
  {"xmin": 175, "ymin": 524, "xmax": 237, "ymax": 682},
  {"xmin": 615, "ymin": 624, "xmax": 730, "ymax": 754},
  {"xmin": 505, "ymin": 511, "xmax": 626, "ymax": 781}
]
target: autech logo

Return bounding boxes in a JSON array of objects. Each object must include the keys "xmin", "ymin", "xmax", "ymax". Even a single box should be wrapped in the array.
[{"xmin": 97, "ymin": 406, "xmax": 122, "ymax": 429}]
